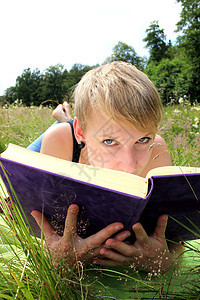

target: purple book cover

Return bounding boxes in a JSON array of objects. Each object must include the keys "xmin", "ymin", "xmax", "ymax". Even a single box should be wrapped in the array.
[
  {"xmin": 0, "ymin": 158, "xmax": 148, "ymax": 239},
  {"xmin": 0, "ymin": 157, "xmax": 200, "ymax": 242},
  {"xmin": 141, "ymin": 175, "xmax": 200, "ymax": 241}
]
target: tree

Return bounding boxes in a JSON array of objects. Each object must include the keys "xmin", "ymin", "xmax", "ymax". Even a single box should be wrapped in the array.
[
  {"xmin": 145, "ymin": 51, "xmax": 190, "ymax": 104},
  {"xmin": 145, "ymin": 44, "xmax": 194, "ymax": 104},
  {"xmin": 68, "ymin": 64, "xmax": 94, "ymax": 87},
  {"xmin": 3, "ymin": 86, "xmax": 17, "ymax": 105},
  {"xmin": 143, "ymin": 21, "xmax": 169, "ymax": 63},
  {"xmin": 40, "ymin": 64, "xmax": 68, "ymax": 103},
  {"xmin": 176, "ymin": 0, "xmax": 200, "ymax": 101},
  {"xmin": 15, "ymin": 68, "xmax": 42, "ymax": 106},
  {"xmin": 2, "ymin": 64, "xmax": 97, "ymax": 106},
  {"xmin": 104, "ymin": 41, "xmax": 145, "ymax": 70}
]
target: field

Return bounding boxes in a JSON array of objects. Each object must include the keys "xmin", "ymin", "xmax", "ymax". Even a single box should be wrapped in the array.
[
  {"xmin": 0, "ymin": 101, "xmax": 200, "ymax": 299},
  {"xmin": 0, "ymin": 101, "xmax": 200, "ymax": 167}
]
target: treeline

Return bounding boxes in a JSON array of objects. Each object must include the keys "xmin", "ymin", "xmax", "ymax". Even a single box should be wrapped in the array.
[
  {"xmin": 1, "ymin": 64, "xmax": 97, "ymax": 107},
  {"xmin": 1, "ymin": 0, "xmax": 199, "ymax": 106}
]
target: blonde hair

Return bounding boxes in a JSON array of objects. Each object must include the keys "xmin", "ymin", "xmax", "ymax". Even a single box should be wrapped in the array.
[{"xmin": 73, "ymin": 61, "xmax": 162, "ymax": 135}]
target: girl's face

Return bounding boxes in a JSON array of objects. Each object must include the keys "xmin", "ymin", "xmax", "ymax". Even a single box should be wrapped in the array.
[{"xmin": 81, "ymin": 111, "xmax": 155, "ymax": 176}]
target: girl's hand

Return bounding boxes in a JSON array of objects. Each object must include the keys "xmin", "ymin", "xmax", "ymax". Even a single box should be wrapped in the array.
[
  {"xmin": 31, "ymin": 204, "xmax": 124, "ymax": 268},
  {"xmin": 93, "ymin": 215, "xmax": 183, "ymax": 273}
]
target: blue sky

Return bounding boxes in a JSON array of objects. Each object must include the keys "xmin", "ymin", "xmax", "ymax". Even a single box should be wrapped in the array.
[{"xmin": 0, "ymin": 0, "xmax": 182, "ymax": 95}]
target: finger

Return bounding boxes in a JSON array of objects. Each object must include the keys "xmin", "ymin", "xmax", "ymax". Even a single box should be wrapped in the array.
[
  {"xmin": 153, "ymin": 215, "xmax": 168, "ymax": 239},
  {"xmin": 63, "ymin": 204, "xmax": 79, "ymax": 241},
  {"xmin": 105, "ymin": 238, "xmax": 137, "ymax": 257},
  {"xmin": 80, "ymin": 246, "xmax": 102, "ymax": 261},
  {"xmin": 85, "ymin": 223, "xmax": 124, "ymax": 250},
  {"xmin": 80, "ymin": 231, "xmax": 129, "ymax": 261},
  {"xmin": 31, "ymin": 210, "xmax": 55, "ymax": 237},
  {"xmin": 132, "ymin": 223, "xmax": 149, "ymax": 246},
  {"xmin": 99, "ymin": 247, "xmax": 130, "ymax": 264},
  {"xmin": 78, "ymin": 229, "xmax": 128, "ymax": 261},
  {"xmin": 76, "ymin": 224, "xmax": 125, "ymax": 260},
  {"xmin": 112, "ymin": 230, "xmax": 131, "ymax": 242}
]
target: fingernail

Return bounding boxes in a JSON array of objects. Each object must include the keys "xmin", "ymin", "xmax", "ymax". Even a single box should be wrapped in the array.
[
  {"xmin": 100, "ymin": 248, "xmax": 106, "ymax": 255},
  {"xmin": 135, "ymin": 224, "xmax": 142, "ymax": 230},
  {"xmin": 125, "ymin": 231, "xmax": 131, "ymax": 237},
  {"xmin": 106, "ymin": 239, "xmax": 112, "ymax": 246},
  {"xmin": 30, "ymin": 211, "xmax": 35, "ymax": 217},
  {"xmin": 115, "ymin": 224, "xmax": 124, "ymax": 230},
  {"xmin": 69, "ymin": 204, "xmax": 78, "ymax": 213}
]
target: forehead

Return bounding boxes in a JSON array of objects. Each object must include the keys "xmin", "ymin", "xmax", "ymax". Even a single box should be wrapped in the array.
[{"xmin": 85, "ymin": 110, "xmax": 150, "ymax": 139}]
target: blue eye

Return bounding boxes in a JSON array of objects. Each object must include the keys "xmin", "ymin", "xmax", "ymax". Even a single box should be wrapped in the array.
[
  {"xmin": 137, "ymin": 137, "xmax": 151, "ymax": 144},
  {"xmin": 103, "ymin": 139, "xmax": 116, "ymax": 146}
]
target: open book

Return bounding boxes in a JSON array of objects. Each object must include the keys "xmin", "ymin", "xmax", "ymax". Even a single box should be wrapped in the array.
[{"xmin": 0, "ymin": 143, "xmax": 200, "ymax": 241}]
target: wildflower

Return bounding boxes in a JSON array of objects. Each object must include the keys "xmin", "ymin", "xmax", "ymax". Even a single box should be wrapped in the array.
[
  {"xmin": 173, "ymin": 109, "xmax": 181, "ymax": 115},
  {"xmin": 192, "ymin": 107, "xmax": 200, "ymax": 111},
  {"xmin": 192, "ymin": 117, "xmax": 199, "ymax": 129},
  {"xmin": 192, "ymin": 123, "xmax": 199, "ymax": 129},
  {"xmin": 179, "ymin": 97, "xmax": 184, "ymax": 104}
]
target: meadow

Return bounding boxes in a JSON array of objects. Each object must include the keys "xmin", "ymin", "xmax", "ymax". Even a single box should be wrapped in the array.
[
  {"xmin": 0, "ymin": 100, "xmax": 200, "ymax": 167},
  {"xmin": 0, "ymin": 100, "xmax": 200, "ymax": 299}
]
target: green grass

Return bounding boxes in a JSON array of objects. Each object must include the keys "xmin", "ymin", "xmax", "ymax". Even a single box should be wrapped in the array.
[
  {"xmin": 159, "ymin": 101, "xmax": 200, "ymax": 167},
  {"xmin": 0, "ymin": 172, "xmax": 93, "ymax": 299},
  {"xmin": 0, "ymin": 101, "xmax": 200, "ymax": 299},
  {"xmin": 0, "ymin": 176, "xmax": 158, "ymax": 299},
  {"xmin": 1, "ymin": 100, "xmax": 199, "ymax": 167},
  {"xmin": 0, "ymin": 102, "xmax": 54, "ymax": 153}
]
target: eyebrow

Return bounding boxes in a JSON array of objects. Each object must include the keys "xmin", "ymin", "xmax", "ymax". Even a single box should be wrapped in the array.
[
  {"xmin": 100, "ymin": 131, "xmax": 153, "ymax": 137},
  {"xmin": 143, "ymin": 133, "xmax": 153, "ymax": 136}
]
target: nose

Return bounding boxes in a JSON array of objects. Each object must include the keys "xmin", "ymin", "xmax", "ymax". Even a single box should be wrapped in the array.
[{"xmin": 117, "ymin": 148, "xmax": 137, "ymax": 174}]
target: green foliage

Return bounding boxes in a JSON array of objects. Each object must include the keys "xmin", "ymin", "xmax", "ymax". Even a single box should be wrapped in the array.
[
  {"xmin": 176, "ymin": 0, "xmax": 200, "ymax": 36},
  {"xmin": 39, "ymin": 64, "xmax": 69, "ymax": 104},
  {"xmin": 66, "ymin": 64, "xmax": 96, "ymax": 98},
  {"xmin": 143, "ymin": 21, "xmax": 170, "ymax": 63},
  {"xmin": 2, "ymin": 86, "xmax": 17, "ymax": 105},
  {"xmin": 104, "ymin": 41, "xmax": 145, "ymax": 70},
  {"xmin": 16, "ymin": 68, "xmax": 42, "ymax": 106},
  {"xmin": 143, "ymin": 2, "xmax": 200, "ymax": 103},
  {"xmin": 145, "ymin": 47, "xmax": 191, "ymax": 104},
  {"xmin": 2, "ymin": 64, "xmax": 94, "ymax": 107},
  {"xmin": 176, "ymin": 0, "xmax": 200, "ymax": 101}
]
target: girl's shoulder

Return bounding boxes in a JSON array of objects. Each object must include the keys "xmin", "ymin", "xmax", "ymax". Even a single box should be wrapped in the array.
[
  {"xmin": 40, "ymin": 122, "xmax": 74, "ymax": 161},
  {"xmin": 150, "ymin": 134, "xmax": 172, "ymax": 169},
  {"xmin": 141, "ymin": 135, "xmax": 172, "ymax": 177}
]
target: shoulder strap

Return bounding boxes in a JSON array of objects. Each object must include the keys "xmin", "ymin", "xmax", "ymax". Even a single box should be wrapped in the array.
[{"xmin": 68, "ymin": 120, "xmax": 81, "ymax": 163}]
